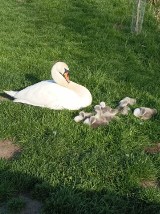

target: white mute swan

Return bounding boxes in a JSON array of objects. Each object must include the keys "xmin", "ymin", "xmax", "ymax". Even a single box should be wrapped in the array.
[{"xmin": 4, "ymin": 62, "xmax": 92, "ymax": 110}]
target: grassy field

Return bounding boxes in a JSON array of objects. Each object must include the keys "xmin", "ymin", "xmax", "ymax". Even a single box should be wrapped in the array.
[{"xmin": 0, "ymin": 0, "xmax": 160, "ymax": 213}]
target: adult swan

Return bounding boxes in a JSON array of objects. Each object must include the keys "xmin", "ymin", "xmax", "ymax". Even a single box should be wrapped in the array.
[{"xmin": 4, "ymin": 62, "xmax": 92, "ymax": 110}]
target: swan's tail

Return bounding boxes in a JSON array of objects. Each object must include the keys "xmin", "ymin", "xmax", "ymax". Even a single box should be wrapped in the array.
[{"xmin": 4, "ymin": 90, "xmax": 17, "ymax": 98}]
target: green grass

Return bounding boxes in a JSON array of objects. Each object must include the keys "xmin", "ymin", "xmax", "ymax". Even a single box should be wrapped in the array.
[{"xmin": 0, "ymin": 0, "xmax": 160, "ymax": 213}]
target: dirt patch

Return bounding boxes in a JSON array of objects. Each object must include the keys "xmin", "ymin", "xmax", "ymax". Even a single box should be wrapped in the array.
[
  {"xmin": 0, "ymin": 139, "xmax": 21, "ymax": 160},
  {"xmin": 19, "ymin": 195, "xmax": 42, "ymax": 214},
  {"xmin": 144, "ymin": 143, "xmax": 160, "ymax": 154},
  {"xmin": 0, "ymin": 194, "xmax": 42, "ymax": 214},
  {"xmin": 140, "ymin": 179, "xmax": 159, "ymax": 188},
  {"xmin": 0, "ymin": 205, "xmax": 6, "ymax": 214}
]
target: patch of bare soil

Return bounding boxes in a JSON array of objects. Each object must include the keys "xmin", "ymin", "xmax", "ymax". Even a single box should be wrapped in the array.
[
  {"xmin": 0, "ymin": 205, "xmax": 6, "ymax": 214},
  {"xmin": 20, "ymin": 195, "xmax": 42, "ymax": 214},
  {"xmin": 140, "ymin": 179, "xmax": 159, "ymax": 188},
  {"xmin": 0, "ymin": 139, "xmax": 21, "ymax": 160},
  {"xmin": 144, "ymin": 143, "xmax": 160, "ymax": 154},
  {"xmin": 0, "ymin": 194, "xmax": 42, "ymax": 214}
]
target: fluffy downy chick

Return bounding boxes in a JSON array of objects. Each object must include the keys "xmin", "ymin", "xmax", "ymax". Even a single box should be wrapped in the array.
[{"xmin": 133, "ymin": 107, "xmax": 157, "ymax": 120}]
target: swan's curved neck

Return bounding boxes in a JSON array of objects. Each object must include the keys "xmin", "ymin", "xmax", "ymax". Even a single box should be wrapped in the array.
[{"xmin": 51, "ymin": 67, "xmax": 69, "ymax": 88}]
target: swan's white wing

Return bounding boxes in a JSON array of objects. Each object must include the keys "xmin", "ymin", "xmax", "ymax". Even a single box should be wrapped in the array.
[{"xmin": 14, "ymin": 80, "xmax": 81, "ymax": 110}]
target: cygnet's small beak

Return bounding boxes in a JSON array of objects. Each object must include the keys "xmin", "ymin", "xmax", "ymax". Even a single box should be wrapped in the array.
[{"xmin": 63, "ymin": 70, "xmax": 70, "ymax": 83}]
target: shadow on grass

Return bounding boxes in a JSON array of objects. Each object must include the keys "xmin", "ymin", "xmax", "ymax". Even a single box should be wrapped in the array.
[
  {"xmin": 25, "ymin": 74, "xmax": 41, "ymax": 85},
  {"xmin": 0, "ymin": 168, "xmax": 160, "ymax": 214},
  {"xmin": 0, "ymin": 93, "xmax": 14, "ymax": 101}
]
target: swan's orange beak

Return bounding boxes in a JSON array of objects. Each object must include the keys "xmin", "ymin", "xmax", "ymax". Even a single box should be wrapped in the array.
[{"xmin": 63, "ymin": 71, "xmax": 70, "ymax": 83}]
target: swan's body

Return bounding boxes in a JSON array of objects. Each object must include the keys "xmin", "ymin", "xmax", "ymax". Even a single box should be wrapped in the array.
[{"xmin": 4, "ymin": 62, "xmax": 92, "ymax": 110}]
